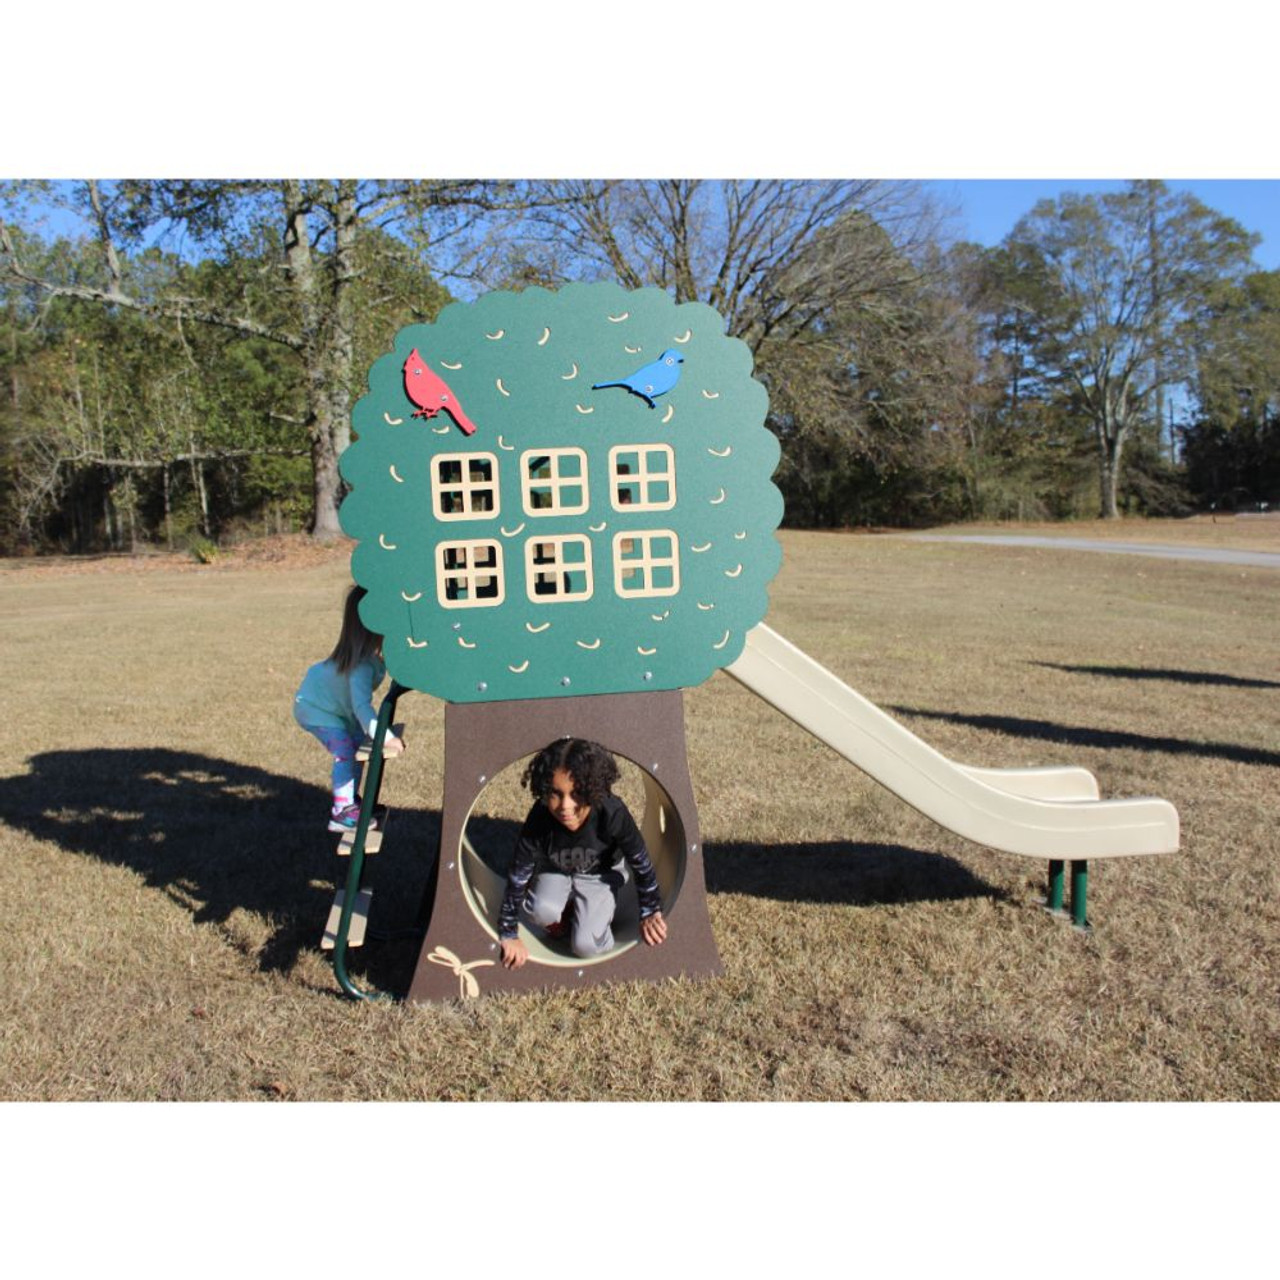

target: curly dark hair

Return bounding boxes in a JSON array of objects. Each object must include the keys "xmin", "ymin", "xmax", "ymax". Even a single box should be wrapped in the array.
[{"xmin": 521, "ymin": 738, "xmax": 619, "ymax": 808}]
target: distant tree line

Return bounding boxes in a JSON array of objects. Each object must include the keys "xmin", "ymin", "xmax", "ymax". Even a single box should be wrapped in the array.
[{"xmin": 2, "ymin": 178, "xmax": 1276, "ymax": 554}]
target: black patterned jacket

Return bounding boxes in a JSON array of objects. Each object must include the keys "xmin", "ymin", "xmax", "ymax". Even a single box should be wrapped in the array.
[{"xmin": 497, "ymin": 794, "xmax": 662, "ymax": 939}]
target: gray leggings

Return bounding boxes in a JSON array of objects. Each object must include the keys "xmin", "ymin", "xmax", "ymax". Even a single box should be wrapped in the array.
[{"xmin": 524, "ymin": 867, "xmax": 628, "ymax": 958}]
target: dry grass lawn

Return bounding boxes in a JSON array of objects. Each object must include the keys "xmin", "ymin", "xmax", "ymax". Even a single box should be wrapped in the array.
[{"xmin": 1, "ymin": 524, "xmax": 1276, "ymax": 1102}]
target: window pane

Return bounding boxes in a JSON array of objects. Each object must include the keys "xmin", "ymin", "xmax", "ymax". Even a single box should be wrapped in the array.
[
  {"xmin": 524, "ymin": 535, "xmax": 593, "ymax": 603},
  {"xmin": 438, "ymin": 540, "xmax": 504, "ymax": 608},
  {"xmin": 609, "ymin": 444, "xmax": 675, "ymax": 512},
  {"xmin": 522, "ymin": 448, "xmax": 590, "ymax": 517},
  {"xmin": 613, "ymin": 529, "xmax": 679, "ymax": 598},
  {"xmin": 434, "ymin": 453, "xmax": 500, "ymax": 521}
]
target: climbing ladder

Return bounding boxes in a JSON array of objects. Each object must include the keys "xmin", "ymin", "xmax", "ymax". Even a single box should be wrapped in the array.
[{"xmin": 321, "ymin": 682, "xmax": 408, "ymax": 999}]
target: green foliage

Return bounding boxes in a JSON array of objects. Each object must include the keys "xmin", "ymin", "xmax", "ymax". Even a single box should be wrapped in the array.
[
  {"xmin": 186, "ymin": 535, "xmax": 220, "ymax": 564},
  {"xmin": 1193, "ymin": 269, "xmax": 1280, "ymax": 432},
  {"xmin": 1182, "ymin": 415, "xmax": 1280, "ymax": 510},
  {"xmin": 1116, "ymin": 431, "xmax": 1193, "ymax": 517},
  {"xmin": 240, "ymin": 454, "xmax": 311, "ymax": 518}
]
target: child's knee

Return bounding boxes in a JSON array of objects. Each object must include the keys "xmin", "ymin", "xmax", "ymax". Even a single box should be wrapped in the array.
[
  {"xmin": 570, "ymin": 924, "xmax": 614, "ymax": 958},
  {"xmin": 526, "ymin": 897, "xmax": 563, "ymax": 929},
  {"xmin": 524, "ymin": 880, "xmax": 570, "ymax": 929}
]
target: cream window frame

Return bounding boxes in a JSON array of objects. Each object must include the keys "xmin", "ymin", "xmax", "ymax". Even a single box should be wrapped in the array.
[
  {"xmin": 524, "ymin": 535, "xmax": 594, "ymax": 604},
  {"xmin": 612, "ymin": 529, "xmax": 680, "ymax": 598},
  {"xmin": 520, "ymin": 448, "xmax": 589, "ymax": 517},
  {"xmin": 435, "ymin": 539, "xmax": 505, "ymax": 609},
  {"xmin": 431, "ymin": 452, "xmax": 501, "ymax": 521},
  {"xmin": 608, "ymin": 444, "xmax": 676, "ymax": 512}
]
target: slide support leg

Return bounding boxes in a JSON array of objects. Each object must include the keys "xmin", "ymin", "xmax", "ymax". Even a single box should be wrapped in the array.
[
  {"xmin": 1070, "ymin": 859, "xmax": 1089, "ymax": 929},
  {"xmin": 1046, "ymin": 860, "xmax": 1065, "ymax": 913}
]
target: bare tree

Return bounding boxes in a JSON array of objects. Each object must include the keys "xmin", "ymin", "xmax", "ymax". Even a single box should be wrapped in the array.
[
  {"xmin": 503, "ymin": 179, "xmax": 963, "ymax": 521},
  {"xmin": 513, "ymin": 179, "xmax": 942, "ymax": 351}
]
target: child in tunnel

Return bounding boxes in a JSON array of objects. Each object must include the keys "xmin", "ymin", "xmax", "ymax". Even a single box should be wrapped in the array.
[{"xmin": 498, "ymin": 738, "xmax": 668, "ymax": 967}]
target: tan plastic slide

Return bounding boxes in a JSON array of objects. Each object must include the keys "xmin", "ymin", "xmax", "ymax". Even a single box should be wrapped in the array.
[{"xmin": 727, "ymin": 624, "xmax": 1179, "ymax": 859}]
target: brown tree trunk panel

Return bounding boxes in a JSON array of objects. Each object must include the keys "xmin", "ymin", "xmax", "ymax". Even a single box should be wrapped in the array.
[{"xmin": 405, "ymin": 690, "xmax": 722, "ymax": 1002}]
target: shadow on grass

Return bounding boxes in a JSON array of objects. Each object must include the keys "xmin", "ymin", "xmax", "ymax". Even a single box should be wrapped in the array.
[
  {"xmin": 889, "ymin": 706, "xmax": 1280, "ymax": 769},
  {"xmin": 0, "ymin": 750, "xmax": 1008, "ymax": 998},
  {"xmin": 0, "ymin": 748, "xmax": 439, "ymax": 994},
  {"xmin": 1031, "ymin": 661, "xmax": 1280, "ymax": 691},
  {"xmin": 705, "ymin": 840, "xmax": 1001, "ymax": 907},
  {"xmin": 460, "ymin": 815, "xmax": 999, "ymax": 909}
]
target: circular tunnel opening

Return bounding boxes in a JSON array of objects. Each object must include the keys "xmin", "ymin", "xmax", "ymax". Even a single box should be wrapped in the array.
[{"xmin": 457, "ymin": 751, "xmax": 688, "ymax": 968}]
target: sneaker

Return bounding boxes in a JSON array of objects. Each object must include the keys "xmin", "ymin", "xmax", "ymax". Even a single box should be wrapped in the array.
[{"xmin": 328, "ymin": 802, "xmax": 379, "ymax": 834}]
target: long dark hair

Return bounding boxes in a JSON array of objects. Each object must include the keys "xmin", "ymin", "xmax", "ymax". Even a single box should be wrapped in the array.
[
  {"xmin": 328, "ymin": 585, "xmax": 383, "ymax": 674},
  {"xmin": 521, "ymin": 738, "xmax": 619, "ymax": 808}
]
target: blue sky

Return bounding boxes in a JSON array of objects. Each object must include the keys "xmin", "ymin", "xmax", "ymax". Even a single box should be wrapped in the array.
[
  {"xmin": 19, "ymin": 180, "xmax": 1276, "ymax": 278},
  {"xmin": 15, "ymin": 179, "xmax": 1274, "ymax": 276},
  {"xmin": 923, "ymin": 180, "xmax": 1279, "ymax": 270}
]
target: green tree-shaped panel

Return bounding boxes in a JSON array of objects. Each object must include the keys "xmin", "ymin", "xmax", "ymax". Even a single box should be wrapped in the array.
[{"xmin": 340, "ymin": 282, "xmax": 783, "ymax": 702}]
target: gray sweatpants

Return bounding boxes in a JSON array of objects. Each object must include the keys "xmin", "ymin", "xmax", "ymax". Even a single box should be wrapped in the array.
[{"xmin": 524, "ymin": 866, "xmax": 628, "ymax": 958}]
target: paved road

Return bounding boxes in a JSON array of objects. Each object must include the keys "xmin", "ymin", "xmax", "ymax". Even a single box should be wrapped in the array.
[{"xmin": 902, "ymin": 534, "xmax": 1280, "ymax": 570}]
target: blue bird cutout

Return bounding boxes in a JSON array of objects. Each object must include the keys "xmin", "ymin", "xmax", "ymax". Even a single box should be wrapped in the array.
[{"xmin": 591, "ymin": 349, "xmax": 684, "ymax": 408}]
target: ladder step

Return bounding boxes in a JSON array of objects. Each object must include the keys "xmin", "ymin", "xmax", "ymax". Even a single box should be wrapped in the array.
[
  {"xmin": 321, "ymin": 887, "xmax": 372, "ymax": 950},
  {"xmin": 335, "ymin": 808, "xmax": 388, "ymax": 856},
  {"xmin": 356, "ymin": 724, "xmax": 406, "ymax": 761}
]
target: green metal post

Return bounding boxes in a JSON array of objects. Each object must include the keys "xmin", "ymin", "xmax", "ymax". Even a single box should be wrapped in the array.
[
  {"xmin": 333, "ymin": 683, "xmax": 405, "ymax": 1001},
  {"xmin": 1070, "ymin": 859, "xmax": 1088, "ymax": 928},
  {"xmin": 1047, "ymin": 859, "xmax": 1065, "ymax": 913}
]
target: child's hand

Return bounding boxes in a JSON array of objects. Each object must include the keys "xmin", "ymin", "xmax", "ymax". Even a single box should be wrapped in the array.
[
  {"xmin": 640, "ymin": 911, "xmax": 667, "ymax": 947},
  {"xmin": 383, "ymin": 734, "xmax": 405, "ymax": 757},
  {"xmin": 500, "ymin": 938, "xmax": 528, "ymax": 969}
]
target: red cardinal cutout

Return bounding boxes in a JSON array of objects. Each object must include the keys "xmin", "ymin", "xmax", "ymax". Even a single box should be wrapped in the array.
[{"xmin": 403, "ymin": 349, "xmax": 478, "ymax": 436}]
